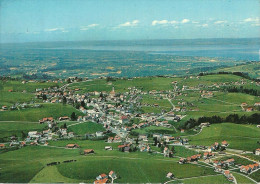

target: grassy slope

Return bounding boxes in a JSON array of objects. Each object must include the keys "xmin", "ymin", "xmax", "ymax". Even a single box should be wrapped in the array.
[
  {"xmin": 170, "ymin": 174, "xmax": 231, "ymax": 184},
  {"xmin": 133, "ymin": 126, "xmax": 176, "ymax": 135},
  {"xmin": 232, "ymin": 172, "xmax": 255, "ymax": 184},
  {"xmin": 212, "ymin": 62, "xmax": 260, "ymax": 79},
  {"xmin": 249, "ymin": 169, "xmax": 260, "ymax": 182},
  {"xmin": 188, "ymin": 123, "xmax": 260, "ymax": 151},
  {"xmin": 0, "ymin": 104, "xmax": 83, "ymax": 121},
  {"xmin": 0, "ymin": 81, "xmax": 60, "ymax": 93},
  {"xmin": 57, "ymin": 157, "xmax": 216, "ymax": 183},
  {"xmin": 67, "ymin": 122, "xmax": 105, "ymax": 135},
  {"xmin": 0, "ymin": 122, "xmax": 46, "ymax": 139},
  {"xmin": 0, "ymin": 91, "xmax": 36, "ymax": 106},
  {"xmin": 0, "ymin": 143, "xmax": 216, "ymax": 183}
]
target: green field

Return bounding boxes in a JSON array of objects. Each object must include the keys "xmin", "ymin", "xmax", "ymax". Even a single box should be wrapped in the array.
[
  {"xmin": 213, "ymin": 62, "xmax": 260, "ymax": 79},
  {"xmin": 0, "ymin": 91, "xmax": 36, "ymax": 107},
  {"xmin": 69, "ymin": 76, "xmax": 178, "ymax": 93},
  {"xmin": 0, "ymin": 104, "xmax": 83, "ymax": 122},
  {"xmin": 232, "ymin": 172, "xmax": 255, "ymax": 184},
  {"xmin": 249, "ymin": 169, "xmax": 260, "ymax": 182},
  {"xmin": 67, "ymin": 122, "xmax": 105, "ymax": 135},
  {"xmin": 0, "ymin": 122, "xmax": 46, "ymax": 141},
  {"xmin": 0, "ymin": 80, "xmax": 60, "ymax": 93},
  {"xmin": 170, "ymin": 174, "xmax": 231, "ymax": 184},
  {"xmin": 0, "ymin": 142, "xmax": 217, "ymax": 183},
  {"xmin": 188, "ymin": 123, "xmax": 260, "ymax": 151},
  {"xmin": 133, "ymin": 126, "xmax": 176, "ymax": 135}
]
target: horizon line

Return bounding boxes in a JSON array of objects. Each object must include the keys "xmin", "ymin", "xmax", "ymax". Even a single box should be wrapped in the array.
[{"xmin": 1, "ymin": 37, "xmax": 260, "ymax": 45}]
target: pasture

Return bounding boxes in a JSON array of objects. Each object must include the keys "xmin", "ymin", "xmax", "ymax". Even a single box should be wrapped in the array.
[{"xmin": 187, "ymin": 123, "xmax": 260, "ymax": 151}]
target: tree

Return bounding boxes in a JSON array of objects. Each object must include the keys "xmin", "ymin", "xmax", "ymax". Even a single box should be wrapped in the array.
[
  {"xmin": 42, "ymin": 94, "xmax": 47, "ymax": 101},
  {"xmin": 136, "ymin": 139, "xmax": 139, "ymax": 144},
  {"xmin": 21, "ymin": 131, "xmax": 27, "ymax": 139},
  {"xmin": 153, "ymin": 137, "xmax": 158, "ymax": 146},
  {"xmin": 62, "ymin": 96, "xmax": 67, "ymax": 105},
  {"xmin": 81, "ymin": 101, "xmax": 85, "ymax": 108},
  {"xmin": 171, "ymin": 146, "xmax": 175, "ymax": 153},
  {"xmin": 71, "ymin": 112, "xmax": 77, "ymax": 121}
]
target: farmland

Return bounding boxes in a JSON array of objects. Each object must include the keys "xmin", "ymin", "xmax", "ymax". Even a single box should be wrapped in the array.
[{"xmin": 188, "ymin": 123, "xmax": 260, "ymax": 151}]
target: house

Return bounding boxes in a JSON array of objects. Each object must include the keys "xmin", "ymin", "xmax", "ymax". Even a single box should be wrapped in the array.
[
  {"xmin": 96, "ymin": 131, "xmax": 104, "ymax": 137},
  {"xmin": 139, "ymin": 134, "xmax": 148, "ymax": 141},
  {"xmin": 240, "ymin": 165, "xmax": 251, "ymax": 174},
  {"xmin": 179, "ymin": 158, "xmax": 187, "ymax": 164},
  {"xmin": 105, "ymin": 146, "xmax": 113, "ymax": 151},
  {"xmin": 28, "ymin": 131, "xmax": 39, "ymax": 138},
  {"xmin": 0, "ymin": 144, "xmax": 5, "ymax": 149},
  {"xmin": 163, "ymin": 147, "xmax": 170, "ymax": 157},
  {"xmin": 180, "ymin": 129, "xmax": 185, "ymax": 133},
  {"xmin": 20, "ymin": 141, "xmax": 26, "ymax": 147},
  {"xmin": 224, "ymin": 158, "xmax": 235, "ymax": 166},
  {"xmin": 221, "ymin": 140, "xmax": 229, "ymax": 147},
  {"xmin": 254, "ymin": 102, "xmax": 260, "ymax": 106},
  {"xmin": 199, "ymin": 122, "xmax": 210, "ymax": 128},
  {"xmin": 95, "ymin": 173, "xmax": 109, "ymax": 184},
  {"xmin": 84, "ymin": 149, "xmax": 94, "ymax": 155},
  {"xmin": 94, "ymin": 178, "xmax": 109, "ymax": 184},
  {"xmin": 59, "ymin": 116, "xmax": 70, "ymax": 121},
  {"xmin": 223, "ymin": 170, "xmax": 234, "ymax": 181},
  {"xmin": 109, "ymin": 171, "xmax": 117, "ymax": 180},
  {"xmin": 203, "ymin": 152, "xmax": 214, "ymax": 159},
  {"xmin": 241, "ymin": 103, "xmax": 248, "ymax": 107},
  {"xmin": 255, "ymin": 148, "xmax": 260, "ymax": 155},
  {"xmin": 107, "ymin": 137, "xmax": 114, "ymax": 143},
  {"xmin": 66, "ymin": 144, "xmax": 79, "ymax": 149},
  {"xmin": 166, "ymin": 172, "xmax": 174, "ymax": 179},
  {"xmin": 68, "ymin": 132, "xmax": 74, "ymax": 138},
  {"xmin": 245, "ymin": 107, "xmax": 253, "ymax": 112},
  {"xmin": 2, "ymin": 106, "xmax": 8, "ymax": 110},
  {"xmin": 39, "ymin": 117, "xmax": 54, "ymax": 124},
  {"xmin": 77, "ymin": 116, "xmax": 83, "ymax": 122}
]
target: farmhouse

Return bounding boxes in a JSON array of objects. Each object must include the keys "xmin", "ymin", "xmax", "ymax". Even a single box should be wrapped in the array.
[
  {"xmin": 84, "ymin": 149, "xmax": 94, "ymax": 155},
  {"xmin": 0, "ymin": 144, "xmax": 5, "ymax": 149},
  {"xmin": 105, "ymin": 146, "xmax": 113, "ymax": 150},
  {"xmin": 109, "ymin": 170, "xmax": 117, "ymax": 180},
  {"xmin": 254, "ymin": 102, "xmax": 260, "ymax": 106},
  {"xmin": 255, "ymin": 148, "xmax": 260, "ymax": 155},
  {"xmin": 166, "ymin": 172, "xmax": 174, "ymax": 179},
  {"xmin": 39, "ymin": 117, "xmax": 54, "ymax": 124},
  {"xmin": 59, "ymin": 116, "xmax": 70, "ymax": 121},
  {"xmin": 2, "ymin": 106, "xmax": 8, "ymax": 110},
  {"xmin": 221, "ymin": 140, "xmax": 229, "ymax": 147},
  {"xmin": 66, "ymin": 144, "xmax": 79, "ymax": 149}
]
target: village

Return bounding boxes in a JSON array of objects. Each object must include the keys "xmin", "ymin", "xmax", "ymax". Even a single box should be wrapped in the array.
[{"xmin": 0, "ymin": 73, "xmax": 260, "ymax": 183}]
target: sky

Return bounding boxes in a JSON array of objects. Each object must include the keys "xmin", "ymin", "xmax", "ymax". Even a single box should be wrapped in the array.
[{"xmin": 0, "ymin": 0, "xmax": 259, "ymax": 43}]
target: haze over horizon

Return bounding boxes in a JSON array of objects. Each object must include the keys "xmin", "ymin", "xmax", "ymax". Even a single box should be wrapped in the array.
[{"xmin": 0, "ymin": 0, "xmax": 259, "ymax": 43}]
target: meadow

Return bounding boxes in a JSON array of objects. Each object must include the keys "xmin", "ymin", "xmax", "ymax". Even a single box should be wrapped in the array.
[
  {"xmin": 67, "ymin": 122, "xmax": 105, "ymax": 135},
  {"xmin": 0, "ymin": 104, "xmax": 83, "ymax": 122},
  {"xmin": 187, "ymin": 123, "xmax": 260, "ymax": 151},
  {"xmin": 0, "ymin": 122, "xmax": 46, "ymax": 141}
]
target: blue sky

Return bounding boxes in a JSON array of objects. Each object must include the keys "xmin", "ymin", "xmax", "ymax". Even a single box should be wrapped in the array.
[{"xmin": 0, "ymin": 0, "xmax": 259, "ymax": 43}]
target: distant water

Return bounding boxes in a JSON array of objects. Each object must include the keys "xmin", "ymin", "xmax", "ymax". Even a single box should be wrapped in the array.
[{"xmin": 2, "ymin": 38, "xmax": 260, "ymax": 61}]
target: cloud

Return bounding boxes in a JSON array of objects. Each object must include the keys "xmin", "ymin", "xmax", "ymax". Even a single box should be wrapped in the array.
[
  {"xmin": 192, "ymin": 21, "xmax": 199, "ymax": 24},
  {"xmin": 80, "ymin": 24, "xmax": 99, "ymax": 31},
  {"xmin": 214, "ymin": 20, "xmax": 227, "ymax": 24},
  {"xmin": 181, "ymin": 19, "xmax": 190, "ymax": 23},
  {"xmin": 244, "ymin": 17, "xmax": 259, "ymax": 22},
  {"xmin": 196, "ymin": 24, "xmax": 208, "ymax": 27},
  {"xmin": 45, "ymin": 28, "xmax": 65, "ymax": 32},
  {"xmin": 117, "ymin": 20, "xmax": 139, "ymax": 27},
  {"xmin": 151, "ymin": 20, "xmax": 178, "ymax": 26}
]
